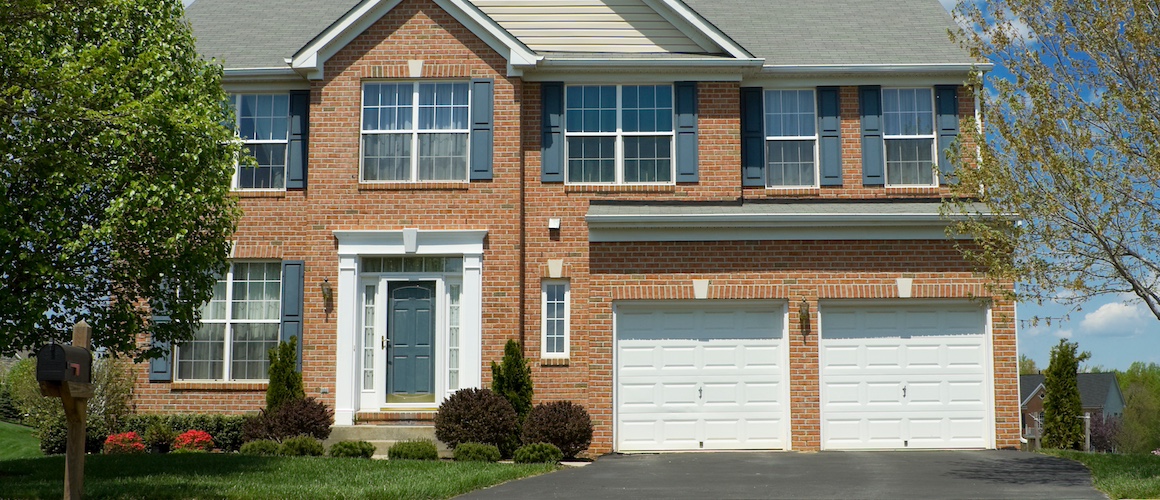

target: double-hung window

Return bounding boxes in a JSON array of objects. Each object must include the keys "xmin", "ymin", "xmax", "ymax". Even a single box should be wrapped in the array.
[
  {"xmin": 177, "ymin": 262, "xmax": 282, "ymax": 381},
  {"xmin": 764, "ymin": 89, "xmax": 818, "ymax": 187},
  {"xmin": 362, "ymin": 82, "xmax": 470, "ymax": 182},
  {"xmin": 231, "ymin": 94, "xmax": 289, "ymax": 189},
  {"xmin": 541, "ymin": 281, "xmax": 569, "ymax": 358},
  {"xmin": 882, "ymin": 88, "xmax": 936, "ymax": 186},
  {"xmin": 565, "ymin": 85, "xmax": 674, "ymax": 184}
]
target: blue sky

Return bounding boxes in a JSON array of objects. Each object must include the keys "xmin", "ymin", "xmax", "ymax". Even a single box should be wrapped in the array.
[{"xmin": 936, "ymin": 0, "xmax": 1159, "ymax": 371}]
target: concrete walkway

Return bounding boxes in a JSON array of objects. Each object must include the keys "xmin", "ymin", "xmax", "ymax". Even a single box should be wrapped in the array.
[{"xmin": 461, "ymin": 450, "xmax": 1105, "ymax": 499}]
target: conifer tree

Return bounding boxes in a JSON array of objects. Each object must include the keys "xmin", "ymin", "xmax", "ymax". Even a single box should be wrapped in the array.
[
  {"xmin": 491, "ymin": 339, "xmax": 533, "ymax": 421},
  {"xmin": 1042, "ymin": 339, "xmax": 1089, "ymax": 450},
  {"xmin": 266, "ymin": 337, "xmax": 305, "ymax": 412}
]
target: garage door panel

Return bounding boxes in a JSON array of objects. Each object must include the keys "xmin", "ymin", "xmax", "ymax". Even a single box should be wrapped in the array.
[
  {"xmin": 820, "ymin": 303, "xmax": 990, "ymax": 450},
  {"xmin": 616, "ymin": 304, "xmax": 785, "ymax": 452}
]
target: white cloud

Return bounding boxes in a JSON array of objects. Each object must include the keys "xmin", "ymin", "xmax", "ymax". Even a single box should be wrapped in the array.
[
  {"xmin": 1054, "ymin": 329, "xmax": 1073, "ymax": 339},
  {"xmin": 1078, "ymin": 302, "xmax": 1149, "ymax": 337}
]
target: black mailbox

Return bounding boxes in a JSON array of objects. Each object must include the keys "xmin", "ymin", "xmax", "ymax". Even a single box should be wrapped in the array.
[{"xmin": 36, "ymin": 344, "xmax": 92, "ymax": 384}]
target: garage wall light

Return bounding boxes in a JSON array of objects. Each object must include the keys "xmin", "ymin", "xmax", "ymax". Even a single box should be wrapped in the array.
[
  {"xmin": 798, "ymin": 298, "xmax": 811, "ymax": 341},
  {"xmin": 321, "ymin": 278, "xmax": 334, "ymax": 314}
]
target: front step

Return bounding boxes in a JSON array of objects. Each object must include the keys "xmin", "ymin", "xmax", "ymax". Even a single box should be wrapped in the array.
[{"xmin": 325, "ymin": 425, "xmax": 452, "ymax": 459}]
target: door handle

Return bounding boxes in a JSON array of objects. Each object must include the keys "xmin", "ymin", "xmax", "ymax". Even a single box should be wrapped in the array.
[
  {"xmin": 902, "ymin": 386, "xmax": 907, "ymax": 398},
  {"xmin": 381, "ymin": 336, "xmax": 386, "ymax": 349},
  {"xmin": 698, "ymin": 386, "xmax": 703, "ymax": 399}
]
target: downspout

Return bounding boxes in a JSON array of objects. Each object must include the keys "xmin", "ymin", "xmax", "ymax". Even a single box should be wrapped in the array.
[{"xmin": 518, "ymin": 79, "xmax": 527, "ymax": 349}]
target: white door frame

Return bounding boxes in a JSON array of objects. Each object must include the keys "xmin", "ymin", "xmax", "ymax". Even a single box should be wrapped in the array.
[
  {"xmin": 333, "ymin": 229, "xmax": 485, "ymax": 425},
  {"xmin": 816, "ymin": 299, "xmax": 995, "ymax": 450},
  {"xmin": 611, "ymin": 300, "xmax": 791, "ymax": 452}
]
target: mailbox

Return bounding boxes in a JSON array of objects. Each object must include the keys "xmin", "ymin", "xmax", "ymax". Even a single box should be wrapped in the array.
[{"xmin": 36, "ymin": 344, "xmax": 92, "ymax": 384}]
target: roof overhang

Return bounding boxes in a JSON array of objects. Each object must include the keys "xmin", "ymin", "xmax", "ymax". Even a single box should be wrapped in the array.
[
  {"xmin": 288, "ymin": 0, "xmax": 541, "ymax": 80},
  {"xmin": 1020, "ymin": 383, "xmax": 1045, "ymax": 407},
  {"xmin": 759, "ymin": 63, "xmax": 994, "ymax": 76},
  {"xmin": 586, "ymin": 201, "xmax": 997, "ymax": 242},
  {"xmin": 647, "ymin": 0, "xmax": 757, "ymax": 60}
]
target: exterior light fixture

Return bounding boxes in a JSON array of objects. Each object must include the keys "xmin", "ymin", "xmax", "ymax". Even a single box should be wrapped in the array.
[
  {"xmin": 798, "ymin": 298, "xmax": 811, "ymax": 341},
  {"xmin": 321, "ymin": 278, "xmax": 334, "ymax": 313}
]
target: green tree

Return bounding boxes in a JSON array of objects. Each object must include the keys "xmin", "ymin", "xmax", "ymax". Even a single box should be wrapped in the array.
[
  {"xmin": 0, "ymin": 0, "xmax": 240, "ymax": 358},
  {"xmin": 491, "ymin": 339, "xmax": 533, "ymax": 422},
  {"xmin": 1019, "ymin": 354, "xmax": 1039, "ymax": 375},
  {"xmin": 266, "ymin": 338, "xmax": 305, "ymax": 413},
  {"xmin": 945, "ymin": 0, "xmax": 1160, "ymax": 318},
  {"xmin": 1116, "ymin": 381, "xmax": 1160, "ymax": 454},
  {"xmin": 1041, "ymin": 339, "xmax": 1089, "ymax": 450}
]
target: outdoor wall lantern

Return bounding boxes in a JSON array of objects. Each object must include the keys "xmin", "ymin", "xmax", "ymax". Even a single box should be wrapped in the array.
[
  {"xmin": 321, "ymin": 278, "xmax": 334, "ymax": 313},
  {"xmin": 798, "ymin": 298, "xmax": 811, "ymax": 341}
]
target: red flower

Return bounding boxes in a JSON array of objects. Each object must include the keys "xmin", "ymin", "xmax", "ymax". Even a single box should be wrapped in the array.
[
  {"xmin": 173, "ymin": 429, "xmax": 215, "ymax": 452},
  {"xmin": 103, "ymin": 432, "xmax": 146, "ymax": 454}
]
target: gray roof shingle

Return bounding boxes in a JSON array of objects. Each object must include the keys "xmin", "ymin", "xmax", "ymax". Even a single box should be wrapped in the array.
[
  {"xmin": 681, "ymin": 0, "xmax": 976, "ymax": 66},
  {"xmin": 1019, "ymin": 373, "xmax": 1121, "ymax": 409},
  {"xmin": 185, "ymin": 0, "xmax": 362, "ymax": 69}
]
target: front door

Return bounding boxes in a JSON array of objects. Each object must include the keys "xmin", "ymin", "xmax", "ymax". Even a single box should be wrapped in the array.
[{"xmin": 387, "ymin": 281, "xmax": 436, "ymax": 403}]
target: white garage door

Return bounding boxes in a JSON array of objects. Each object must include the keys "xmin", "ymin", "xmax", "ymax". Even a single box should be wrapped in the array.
[
  {"xmin": 820, "ymin": 303, "xmax": 990, "ymax": 450},
  {"xmin": 615, "ymin": 302, "xmax": 787, "ymax": 452}
]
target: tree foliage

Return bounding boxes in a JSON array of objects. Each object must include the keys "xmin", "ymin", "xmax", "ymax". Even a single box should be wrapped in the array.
[
  {"xmin": 265, "ymin": 337, "xmax": 304, "ymax": 413},
  {"xmin": 946, "ymin": 0, "xmax": 1160, "ymax": 319},
  {"xmin": 1042, "ymin": 339, "xmax": 1089, "ymax": 450},
  {"xmin": 0, "ymin": 0, "xmax": 240, "ymax": 357},
  {"xmin": 1019, "ymin": 354, "xmax": 1039, "ymax": 375},
  {"xmin": 490, "ymin": 339, "xmax": 534, "ymax": 422},
  {"xmin": 1114, "ymin": 362, "xmax": 1160, "ymax": 454}
]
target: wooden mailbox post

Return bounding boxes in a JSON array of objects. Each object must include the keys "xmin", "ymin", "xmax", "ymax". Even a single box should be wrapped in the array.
[{"xmin": 37, "ymin": 321, "xmax": 95, "ymax": 500}]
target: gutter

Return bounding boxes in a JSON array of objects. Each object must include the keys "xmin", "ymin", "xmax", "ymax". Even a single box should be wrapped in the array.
[
  {"xmin": 586, "ymin": 211, "xmax": 994, "ymax": 228},
  {"xmin": 223, "ymin": 67, "xmax": 303, "ymax": 80},
  {"xmin": 760, "ymin": 63, "xmax": 995, "ymax": 74},
  {"xmin": 533, "ymin": 57, "xmax": 765, "ymax": 69}
]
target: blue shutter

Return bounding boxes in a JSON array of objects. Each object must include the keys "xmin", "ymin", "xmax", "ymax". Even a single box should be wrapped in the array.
[
  {"xmin": 740, "ymin": 87, "xmax": 765, "ymax": 187},
  {"xmin": 540, "ymin": 82, "xmax": 565, "ymax": 183},
  {"xmin": 287, "ymin": 91, "xmax": 309, "ymax": 189},
  {"xmin": 817, "ymin": 87, "xmax": 842, "ymax": 186},
  {"xmin": 860, "ymin": 86, "xmax": 884, "ymax": 186},
  {"xmin": 935, "ymin": 85, "xmax": 960, "ymax": 185},
  {"xmin": 149, "ymin": 340, "xmax": 172, "ymax": 382},
  {"xmin": 281, "ymin": 260, "xmax": 305, "ymax": 371},
  {"xmin": 470, "ymin": 79, "xmax": 494, "ymax": 180},
  {"xmin": 674, "ymin": 81, "xmax": 699, "ymax": 183}
]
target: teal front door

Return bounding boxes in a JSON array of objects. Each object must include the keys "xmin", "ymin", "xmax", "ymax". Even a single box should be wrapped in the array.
[{"xmin": 387, "ymin": 281, "xmax": 435, "ymax": 403}]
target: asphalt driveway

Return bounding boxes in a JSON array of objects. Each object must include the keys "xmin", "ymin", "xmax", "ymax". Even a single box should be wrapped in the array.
[{"xmin": 461, "ymin": 451, "xmax": 1105, "ymax": 499}]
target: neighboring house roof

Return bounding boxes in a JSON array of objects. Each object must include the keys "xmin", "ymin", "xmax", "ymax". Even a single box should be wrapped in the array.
[
  {"xmin": 1019, "ymin": 373, "xmax": 1123, "ymax": 409},
  {"xmin": 184, "ymin": 0, "xmax": 362, "ymax": 70},
  {"xmin": 681, "ymin": 0, "xmax": 978, "ymax": 68},
  {"xmin": 185, "ymin": 0, "xmax": 981, "ymax": 74}
]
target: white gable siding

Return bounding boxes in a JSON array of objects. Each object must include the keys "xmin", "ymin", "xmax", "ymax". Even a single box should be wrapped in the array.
[{"xmin": 470, "ymin": 0, "xmax": 706, "ymax": 53}]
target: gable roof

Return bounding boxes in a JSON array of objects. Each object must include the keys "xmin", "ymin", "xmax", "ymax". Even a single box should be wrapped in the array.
[
  {"xmin": 681, "ymin": 0, "xmax": 986, "ymax": 71},
  {"xmin": 1019, "ymin": 373, "xmax": 1123, "ymax": 409}
]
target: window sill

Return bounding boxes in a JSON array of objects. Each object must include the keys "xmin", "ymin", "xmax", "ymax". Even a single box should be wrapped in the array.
[
  {"xmin": 358, "ymin": 182, "xmax": 470, "ymax": 191},
  {"xmin": 564, "ymin": 184, "xmax": 675, "ymax": 194},
  {"xmin": 232, "ymin": 190, "xmax": 287, "ymax": 199},
  {"xmin": 169, "ymin": 381, "xmax": 268, "ymax": 391},
  {"xmin": 540, "ymin": 357, "xmax": 570, "ymax": 367}
]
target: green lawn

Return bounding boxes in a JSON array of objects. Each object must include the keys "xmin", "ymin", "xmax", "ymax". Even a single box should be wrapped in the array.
[
  {"xmin": 0, "ymin": 454, "xmax": 557, "ymax": 499},
  {"xmin": 1043, "ymin": 449, "xmax": 1160, "ymax": 500},
  {"xmin": 0, "ymin": 421, "xmax": 41, "ymax": 461}
]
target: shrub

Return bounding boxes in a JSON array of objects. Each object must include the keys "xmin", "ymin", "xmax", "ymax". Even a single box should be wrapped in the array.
[
  {"xmin": 522, "ymin": 401, "xmax": 593, "ymax": 458},
  {"xmin": 435, "ymin": 388, "xmax": 519, "ymax": 457},
  {"xmin": 9, "ymin": 356, "xmax": 131, "ymax": 452},
  {"xmin": 240, "ymin": 439, "xmax": 281, "ymax": 456},
  {"xmin": 491, "ymin": 339, "xmax": 534, "ymax": 422},
  {"xmin": 0, "ymin": 383, "xmax": 21, "ymax": 423},
  {"xmin": 453, "ymin": 442, "xmax": 501, "ymax": 462},
  {"xmin": 329, "ymin": 440, "xmax": 376, "ymax": 459},
  {"xmin": 388, "ymin": 439, "xmax": 439, "ymax": 460},
  {"xmin": 278, "ymin": 435, "xmax": 324, "ymax": 456},
  {"xmin": 103, "ymin": 432, "xmax": 146, "ymax": 454},
  {"xmin": 38, "ymin": 413, "xmax": 107, "ymax": 455},
  {"xmin": 266, "ymin": 337, "xmax": 305, "ymax": 413},
  {"xmin": 1090, "ymin": 415, "xmax": 1121, "ymax": 453},
  {"xmin": 242, "ymin": 397, "xmax": 333, "ymax": 442},
  {"xmin": 513, "ymin": 442, "xmax": 562, "ymax": 464},
  {"xmin": 143, "ymin": 421, "xmax": 176, "ymax": 452},
  {"xmin": 121, "ymin": 414, "xmax": 250, "ymax": 452},
  {"xmin": 173, "ymin": 429, "xmax": 214, "ymax": 452}
]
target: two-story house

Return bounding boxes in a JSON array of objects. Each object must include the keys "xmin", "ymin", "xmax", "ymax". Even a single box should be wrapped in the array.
[{"xmin": 133, "ymin": 0, "xmax": 1020, "ymax": 454}]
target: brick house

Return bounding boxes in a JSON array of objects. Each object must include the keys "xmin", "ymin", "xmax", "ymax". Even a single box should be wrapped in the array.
[
  {"xmin": 134, "ymin": 0, "xmax": 1021, "ymax": 453},
  {"xmin": 1020, "ymin": 373, "xmax": 1125, "ymax": 439}
]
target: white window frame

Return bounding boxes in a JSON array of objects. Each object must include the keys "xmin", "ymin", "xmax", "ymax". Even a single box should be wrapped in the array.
[
  {"xmin": 229, "ymin": 94, "xmax": 289, "ymax": 191},
  {"xmin": 360, "ymin": 81, "xmax": 472, "ymax": 183},
  {"xmin": 175, "ymin": 261, "xmax": 282, "ymax": 382},
  {"xmin": 882, "ymin": 87, "xmax": 938, "ymax": 187},
  {"xmin": 764, "ymin": 89, "xmax": 820, "ymax": 188},
  {"xmin": 541, "ymin": 280, "xmax": 570, "ymax": 359},
  {"xmin": 564, "ymin": 84, "xmax": 676, "ymax": 185}
]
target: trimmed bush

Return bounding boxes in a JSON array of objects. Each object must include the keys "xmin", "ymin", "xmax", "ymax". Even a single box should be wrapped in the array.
[
  {"xmin": 121, "ymin": 414, "xmax": 250, "ymax": 452},
  {"xmin": 453, "ymin": 442, "xmax": 501, "ymax": 462},
  {"xmin": 103, "ymin": 432, "xmax": 146, "ymax": 454},
  {"xmin": 239, "ymin": 439, "xmax": 281, "ymax": 456},
  {"xmin": 522, "ymin": 401, "xmax": 593, "ymax": 458},
  {"xmin": 173, "ymin": 429, "xmax": 214, "ymax": 452},
  {"xmin": 328, "ymin": 440, "xmax": 376, "ymax": 459},
  {"xmin": 388, "ymin": 439, "xmax": 439, "ymax": 460},
  {"xmin": 491, "ymin": 339, "xmax": 534, "ymax": 422},
  {"xmin": 242, "ymin": 397, "xmax": 333, "ymax": 443},
  {"xmin": 38, "ymin": 413, "xmax": 107, "ymax": 455},
  {"xmin": 266, "ymin": 338, "xmax": 305, "ymax": 413},
  {"xmin": 143, "ymin": 421, "xmax": 176, "ymax": 452},
  {"xmin": 435, "ymin": 388, "xmax": 519, "ymax": 457},
  {"xmin": 513, "ymin": 442, "xmax": 563, "ymax": 464},
  {"xmin": 278, "ymin": 435, "xmax": 324, "ymax": 456}
]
